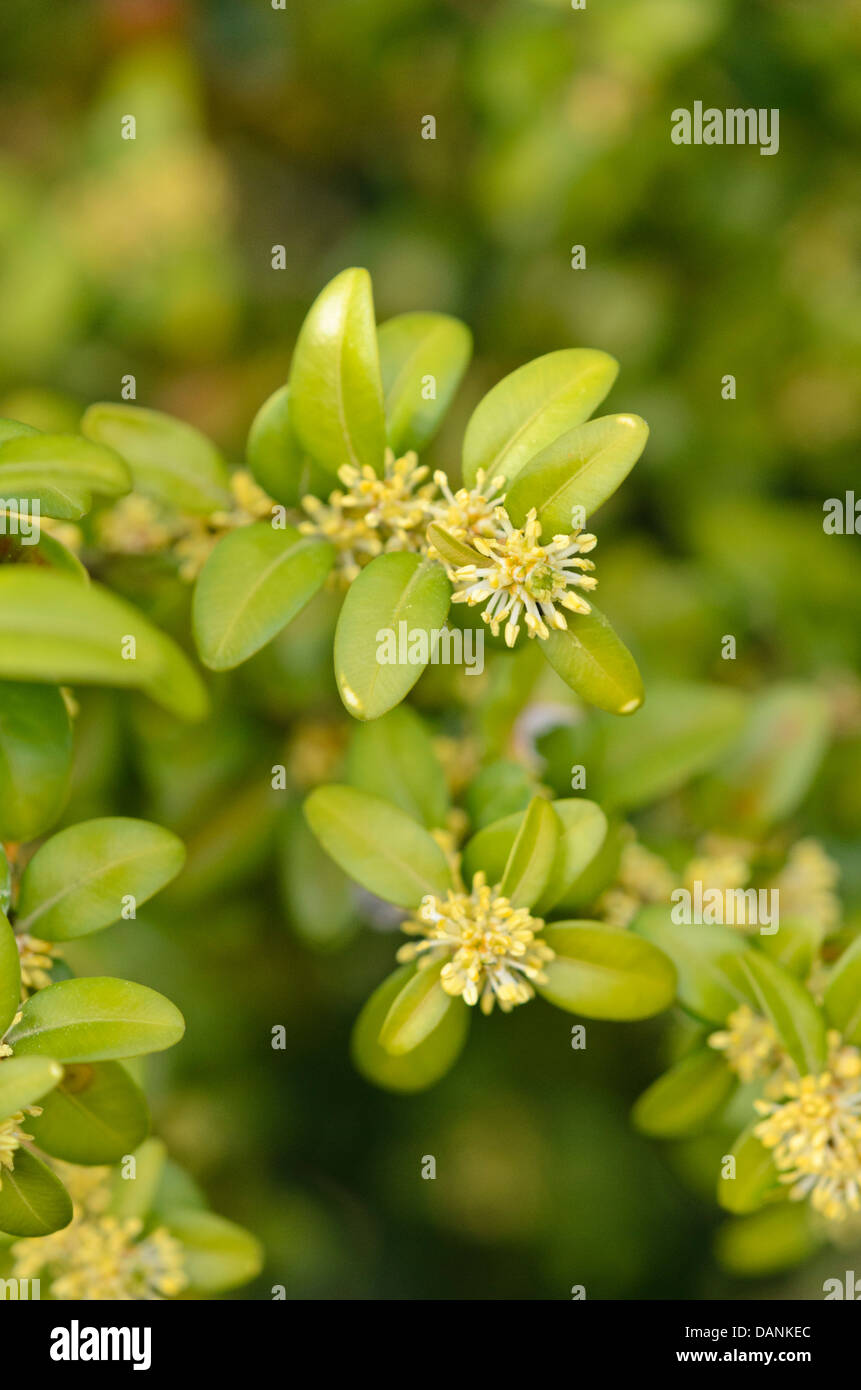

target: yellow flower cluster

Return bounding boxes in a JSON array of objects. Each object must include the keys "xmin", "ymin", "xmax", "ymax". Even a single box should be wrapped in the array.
[
  {"xmin": 397, "ymin": 870, "xmax": 554, "ymax": 1015},
  {"xmin": 17, "ymin": 932, "xmax": 62, "ymax": 996},
  {"xmin": 0, "ymin": 1108, "xmax": 40, "ymax": 1188},
  {"xmin": 754, "ymin": 1033, "xmax": 861, "ymax": 1222},
  {"xmin": 11, "ymin": 1164, "xmax": 188, "ymax": 1300},
  {"xmin": 708, "ymin": 1004, "xmax": 785, "ymax": 1085}
]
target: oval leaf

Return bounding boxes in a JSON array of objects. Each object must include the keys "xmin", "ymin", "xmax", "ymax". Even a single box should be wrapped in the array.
[
  {"xmin": 8, "ymin": 977, "xmax": 186, "ymax": 1062},
  {"xmin": 0, "ymin": 1056, "xmax": 64, "ymax": 1117},
  {"xmin": 533, "ymin": 798, "xmax": 608, "ymax": 915},
  {"xmin": 304, "ymin": 784, "xmax": 451, "ymax": 908},
  {"xmin": 346, "ymin": 705, "xmax": 449, "ymax": 828},
  {"xmin": 82, "ymin": 403, "xmax": 231, "ymax": 514},
  {"xmin": 17, "ymin": 817, "xmax": 186, "ymax": 942},
  {"xmin": 0, "ymin": 1147, "xmax": 72, "ymax": 1238},
  {"xmin": 506, "ymin": 414, "xmax": 648, "ymax": 530},
  {"xmin": 334, "ymin": 552, "xmax": 451, "ymax": 721},
  {"xmin": 351, "ymin": 963, "xmax": 469, "ymax": 1093},
  {"xmin": 542, "ymin": 606, "xmax": 644, "ymax": 715},
  {"xmin": 537, "ymin": 920, "xmax": 676, "ymax": 1020},
  {"xmin": 0, "ymin": 682, "xmax": 72, "ymax": 842},
  {"xmin": 288, "ymin": 267, "xmax": 386, "ymax": 476},
  {"xmin": 717, "ymin": 1121, "xmax": 779, "ymax": 1215},
  {"xmin": 164, "ymin": 1209, "xmax": 263, "ymax": 1293},
  {"xmin": 378, "ymin": 312, "xmax": 472, "ymax": 454},
  {"xmin": 378, "ymin": 961, "xmax": 455, "ymax": 1056},
  {"xmin": 0, "ymin": 433, "xmax": 130, "ymax": 519},
  {"xmin": 731, "ymin": 949, "xmax": 827, "ymax": 1076},
  {"xmin": 633, "ymin": 1050, "xmax": 736, "ymax": 1138},
  {"xmin": 633, "ymin": 907, "xmax": 750, "ymax": 1025},
  {"xmin": 27, "ymin": 1061, "xmax": 149, "ymax": 1164},
  {"xmin": 193, "ymin": 523, "xmax": 334, "ymax": 671},
  {"xmin": 462, "ymin": 348, "xmax": 618, "ymax": 490},
  {"xmin": 246, "ymin": 384, "xmax": 331, "ymax": 506},
  {"xmin": 0, "ymin": 570, "xmax": 209, "ymax": 721},
  {"xmin": 499, "ymin": 795, "xmax": 559, "ymax": 908}
]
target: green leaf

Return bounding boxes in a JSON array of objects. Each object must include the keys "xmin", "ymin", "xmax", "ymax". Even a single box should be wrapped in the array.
[
  {"xmin": 8, "ymin": 977, "xmax": 185, "ymax": 1062},
  {"xmin": 0, "ymin": 433, "xmax": 131, "ymax": 519},
  {"xmin": 717, "ymin": 1121, "xmax": 779, "ymax": 1215},
  {"xmin": 714, "ymin": 1204, "xmax": 822, "ymax": 1278},
  {"xmin": 0, "ymin": 849, "xmax": 9, "ymax": 915},
  {"xmin": 346, "ymin": 705, "xmax": 449, "ymax": 828},
  {"xmin": 594, "ymin": 682, "xmax": 748, "ymax": 812},
  {"xmin": 378, "ymin": 961, "xmax": 456, "ymax": 1056},
  {"xmin": 0, "ymin": 912, "xmax": 21, "ymax": 1037},
  {"xmin": 537, "ymin": 921, "xmax": 676, "ymax": 1020},
  {"xmin": 542, "ymin": 606, "xmax": 644, "ymax": 715},
  {"xmin": 0, "ymin": 1056, "xmax": 64, "ymax": 1117},
  {"xmin": 698, "ymin": 685, "xmax": 831, "ymax": 835},
  {"xmin": 351, "ymin": 963, "xmax": 469, "ymax": 1092},
  {"xmin": 288, "ymin": 267, "xmax": 386, "ymax": 475},
  {"xmin": 17, "ymin": 817, "xmax": 186, "ymax": 942},
  {"xmin": 463, "ymin": 760, "xmax": 538, "ymax": 831},
  {"xmin": 499, "ymin": 796, "xmax": 559, "ymax": 908},
  {"xmin": 81, "ymin": 403, "xmax": 231, "ymax": 514},
  {"xmin": 0, "ymin": 682, "xmax": 72, "ymax": 841},
  {"xmin": 758, "ymin": 917, "xmax": 824, "ymax": 980},
  {"xmin": 0, "ymin": 570, "xmax": 209, "ymax": 721},
  {"xmin": 164, "ymin": 1209, "xmax": 263, "ymax": 1293},
  {"xmin": 462, "ymin": 348, "xmax": 618, "ymax": 490},
  {"xmin": 730, "ymin": 949, "xmax": 827, "ymax": 1075},
  {"xmin": 109, "ymin": 1137, "xmax": 167, "ymax": 1220},
  {"xmin": 26, "ymin": 1061, "xmax": 149, "ymax": 1164},
  {"xmin": 246, "ymin": 384, "xmax": 332, "ymax": 506},
  {"xmin": 533, "ymin": 798, "xmax": 608, "ymax": 915},
  {"xmin": 334, "ymin": 552, "xmax": 451, "ymax": 720},
  {"xmin": 22, "ymin": 526, "xmax": 89, "ymax": 581},
  {"xmin": 304, "ymin": 784, "xmax": 451, "ymax": 908},
  {"xmin": 0, "ymin": 1147, "xmax": 73, "ymax": 1238},
  {"xmin": 192, "ymin": 523, "xmax": 334, "ymax": 671},
  {"xmin": 426, "ymin": 523, "xmax": 486, "ymax": 570},
  {"xmin": 462, "ymin": 807, "xmax": 528, "ymax": 887},
  {"xmin": 278, "ymin": 805, "xmax": 357, "ymax": 952},
  {"xmin": 824, "ymin": 935, "xmax": 861, "ymax": 1044},
  {"xmin": 378, "ymin": 312, "xmax": 472, "ymax": 454},
  {"xmin": 632, "ymin": 1050, "xmax": 736, "ymax": 1138},
  {"xmin": 505, "ymin": 414, "xmax": 648, "ymax": 530},
  {"xmin": 633, "ymin": 906, "xmax": 750, "ymax": 1025},
  {"xmin": 0, "ymin": 418, "xmax": 38, "ymax": 443}
]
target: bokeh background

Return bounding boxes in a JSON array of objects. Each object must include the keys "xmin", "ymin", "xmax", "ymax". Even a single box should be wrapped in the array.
[{"xmin": 1, "ymin": 0, "xmax": 859, "ymax": 1298}]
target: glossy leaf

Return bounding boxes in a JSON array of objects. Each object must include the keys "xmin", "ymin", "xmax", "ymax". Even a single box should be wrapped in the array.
[
  {"xmin": 0, "ymin": 1147, "xmax": 72, "ymax": 1238},
  {"xmin": 17, "ymin": 817, "xmax": 185, "ymax": 942},
  {"xmin": 351, "ymin": 963, "xmax": 469, "ymax": 1092},
  {"xmin": 542, "ymin": 606, "xmax": 644, "ymax": 715},
  {"xmin": 0, "ymin": 682, "xmax": 72, "ymax": 842},
  {"xmin": 537, "ymin": 921, "xmax": 676, "ymax": 1020},
  {"xmin": 378, "ymin": 311, "xmax": 472, "ymax": 454},
  {"xmin": 533, "ymin": 798, "xmax": 608, "ymax": 915},
  {"xmin": 717, "ymin": 1121, "xmax": 779, "ymax": 1215},
  {"xmin": 0, "ymin": 570, "xmax": 209, "ymax": 721},
  {"xmin": 346, "ymin": 705, "xmax": 449, "ymax": 828},
  {"xmin": 164, "ymin": 1209, "xmax": 263, "ymax": 1293},
  {"xmin": 246, "ymin": 384, "xmax": 332, "ymax": 506},
  {"xmin": 27, "ymin": 1061, "xmax": 149, "ymax": 1164},
  {"xmin": 462, "ymin": 348, "xmax": 618, "ymax": 490},
  {"xmin": 334, "ymin": 552, "xmax": 451, "ymax": 720},
  {"xmin": 633, "ymin": 1050, "xmax": 736, "ymax": 1138},
  {"xmin": 730, "ymin": 949, "xmax": 827, "ymax": 1076},
  {"xmin": 824, "ymin": 934, "xmax": 861, "ymax": 1044},
  {"xmin": 633, "ymin": 907, "xmax": 750, "ymax": 1025},
  {"xmin": 426, "ymin": 522, "xmax": 485, "ymax": 570},
  {"xmin": 304, "ymin": 784, "xmax": 452, "ymax": 908},
  {"xmin": 0, "ymin": 912, "xmax": 21, "ymax": 1036},
  {"xmin": 499, "ymin": 796, "xmax": 559, "ymax": 908},
  {"xmin": 0, "ymin": 432, "xmax": 130, "ymax": 519},
  {"xmin": 0, "ymin": 1056, "xmax": 63, "ymax": 1118},
  {"xmin": 8, "ymin": 977, "xmax": 186, "ymax": 1062},
  {"xmin": 378, "ymin": 961, "xmax": 455, "ymax": 1056},
  {"xmin": 288, "ymin": 267, "xmax": 386, "ymax": 475},
  {"xmin": 82, "ymin": 403, "xmax": 231, "ymax": 514},
  {"xmin": 193, "ymin": 523, "xmax": 334, "ymax": 670},
  {"xmin": 505, "ymin": 414, "xmax": 648, "ymax": 530}
]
